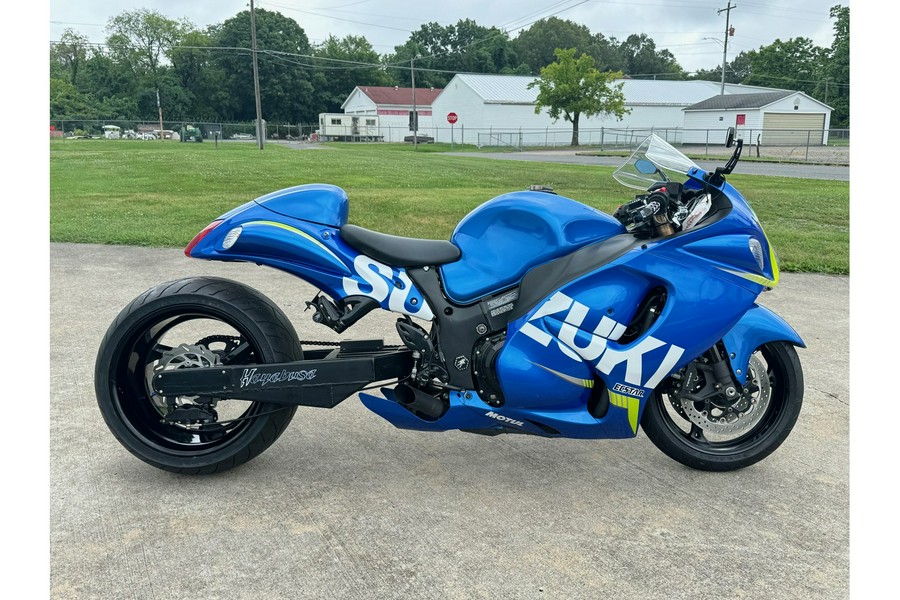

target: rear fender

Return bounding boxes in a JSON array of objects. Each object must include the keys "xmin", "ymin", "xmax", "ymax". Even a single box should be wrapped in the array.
[
  {"xmin": 186, "ymin": 200, "xmax": 433, "ymax": 321},
  {"xmin": 721, "ymin": 304, "xmax": 805, "ymax": 384}
]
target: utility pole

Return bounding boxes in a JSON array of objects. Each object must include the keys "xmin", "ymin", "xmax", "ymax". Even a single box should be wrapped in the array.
[
  {"xmin": 717, "ymin": 1, "xmax": 736, "ymax": 95},
  {"xmin": 411, "ymin": 57, "xmax": 418, "ymax": 151},
  {"xmin": 156, "ymin": 89, "xmax": 164, "ymax": 141},
  {"xmin": 250, "ymin": 0, "xmax": 264, "ymax": 150}
]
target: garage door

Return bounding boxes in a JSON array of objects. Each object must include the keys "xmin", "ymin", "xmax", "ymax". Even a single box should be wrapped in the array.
[{"xmin": 763, "ymin": 113, "xmax": 826, "ymax": 145}]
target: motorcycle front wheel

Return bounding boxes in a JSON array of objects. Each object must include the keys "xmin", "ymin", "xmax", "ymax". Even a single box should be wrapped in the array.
[
  {"xmin": 641, "ymin": 341, "xmax": 803, "ymax": 471},
  {"xmin": 95, "ymin": 276, "xmax": 304, "ymax": 474}
]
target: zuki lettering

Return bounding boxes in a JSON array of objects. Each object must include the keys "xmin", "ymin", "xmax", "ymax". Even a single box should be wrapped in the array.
[
  {"xmin": 240, "ymin": 368, "xmax": 317, "ymax": 388},
  {"xmin": 520, "ymin": 291, "xmax": 684, "ymax": 390},
  {"xmin": 342, "ymin": 255, "xmax": 434, "ymax": 321}
]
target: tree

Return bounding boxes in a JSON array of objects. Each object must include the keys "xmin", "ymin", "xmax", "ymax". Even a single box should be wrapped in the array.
[
  {"xmin": 742, "ymin": 37, "xmax": 826, "ymax": 96},
  {"xmin": 691, "ymin": 51, "xmax": 751, "ymax": 84},
  {"xmin": 388, "ymin": 19, "xmax": 522, "ymax": 89},
  {"xmin": 312, "ymin": 35, "xmax": 392, "ymax": 114},
  {"xmin": 820, "ymin": 5, "xmax": 849, "ymax": 127},
  {"xmin": 51, "ymin": 29, "xmax": 91, "ymax": 86},
  {"xmin": 617, "ymin": 34, "xmax": 684, "ymax": 79},
  {"xmin": 211, "ymin": 9, "xmax": 316, "ymax": 122},
  {"xmin": 528, "ymin": 48, "xmax": 628, "ymax": 146},
  {"xmin": 512, "ymin": 17, "xmax": 594, "ymax": 74},
  {"xmin": 168, "ymin": 29, "xmax": 226, "ymax": 119},
  {"xmin": 50, "ymin": 79, "xmax": 96, "ymax": 117},
  {"xmin": 105, "ymin": 9, "xmax": 192, "ymax": 82}
]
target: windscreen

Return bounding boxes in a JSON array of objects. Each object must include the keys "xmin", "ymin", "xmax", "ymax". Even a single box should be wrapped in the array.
[{"xmin": 613, "ymin": 135, "xmax": 699, "ymax": 191}]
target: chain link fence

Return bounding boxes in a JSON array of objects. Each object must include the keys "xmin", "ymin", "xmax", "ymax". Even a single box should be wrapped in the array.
[
  {"xmin": 48, "ymin": 119, "xmax": 321, "ymax": 142},
  {"xmin": 49, "ymin": 119, "xmax": 849, "ymax": 165},
  {"xmin": 467, "ymin": 126, "xmax": 849, "ymax": 164}
]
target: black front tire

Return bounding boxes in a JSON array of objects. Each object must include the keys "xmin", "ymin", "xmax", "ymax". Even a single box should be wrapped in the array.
[
  {"xmin": 641, "ymin": 341, "xmax": 803, "ymax": 471},
  {"xmin": 95, "ymin": 277, "xmax": 304, "ymax": 474}
]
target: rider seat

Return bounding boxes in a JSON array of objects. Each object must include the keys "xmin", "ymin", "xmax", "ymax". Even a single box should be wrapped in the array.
[{"xmin": 340, "ymin": 224, "xmax": 461, "ymax": 267}]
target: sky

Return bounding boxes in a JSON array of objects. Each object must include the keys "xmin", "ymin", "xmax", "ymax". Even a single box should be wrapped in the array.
[{"xmin": 49, "ymin": 0, "xmax": 845, "ymax": 75}]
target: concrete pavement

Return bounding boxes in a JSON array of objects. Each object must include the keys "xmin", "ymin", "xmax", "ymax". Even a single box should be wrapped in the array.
[{"xmin": 50, "ymin": 243, "xmax": 848, "ymax": 599}]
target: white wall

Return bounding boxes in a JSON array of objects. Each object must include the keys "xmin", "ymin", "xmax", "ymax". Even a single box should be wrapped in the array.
[
  {"xmin": 683, "ymin": 110, "xmax": 764, "ymax": 144},
  {"xmin": 342, "ymin": 89, "xmax": 376, "ymax": 114},
  {"xmin": 432, "ymin": 79, "xmax": 689, "ymax": 146}
]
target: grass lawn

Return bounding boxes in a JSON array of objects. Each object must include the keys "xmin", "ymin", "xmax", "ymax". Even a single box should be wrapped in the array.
[{"xmin": 49, "ymin": 139, "xmax": 849, "ymax": 274}]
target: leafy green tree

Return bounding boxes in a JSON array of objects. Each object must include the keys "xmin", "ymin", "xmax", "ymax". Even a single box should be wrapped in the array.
[
  {"xmin": 588, "ymin": 33, "xmax": 627, "ymax": 73},
  {"xmin": 168, "ymin": 29, "xmax": 226, "ymax": 119},
  {"xmin": 528, "ymin": 48, "xmax": 628, "ymax": 146},
  {"xmin": 51, "ymin": 29, "xmax": 91, "ymax": 86},
  {"xmin": 617, "ymin": 34, "xmax": 684, "ymax": 79},
  {"xmin": 743, "ymin": 37, "xmax": 825, "ymax": 95},
  {"xmin": 105, "ymin": 9, "xmax": 192, "ymax": 82},
  {"xmin": 512, "ymin": 17, "xmax": 594, "ymax": 74},
  {"xmin": 211, "ymin": 9, "xmax": 316, "ymax": 122},
  {"xmin": 76, "ymin": 49, "xmax": 131, "ymax": 99},
  {"xmin": 691, "ymin": 51, "xmax": 752, "ymax": 84},
  {"xmin": 819, "ymin": 5, "xmax": 849, "ymax": 127},
  {"xmin": 389, "ymin": 19, "xmax": 522, "ymax": 88},
  {"xmin": 50, "ymin": 79, "xmax": 96, "ymax": 117},
  {"xmin": 311, "ymin": 35, "xmax": 392, "ymax": 113}
]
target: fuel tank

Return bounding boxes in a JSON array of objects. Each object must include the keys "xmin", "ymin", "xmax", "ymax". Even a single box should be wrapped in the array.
[{"xmin": 440, "ymin": 191, "xmax": 625, "ymax": 303}]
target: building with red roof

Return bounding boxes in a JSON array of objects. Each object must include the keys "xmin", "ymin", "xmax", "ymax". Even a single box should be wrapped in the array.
[{"xmin": 339, "ymin": 86, "xmax": 444, "ymax": 142}]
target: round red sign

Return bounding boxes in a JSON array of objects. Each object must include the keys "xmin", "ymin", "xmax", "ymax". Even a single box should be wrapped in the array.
[{"xmin": 447, "ymin": 112, "xmax": 458, "ymax": 124}]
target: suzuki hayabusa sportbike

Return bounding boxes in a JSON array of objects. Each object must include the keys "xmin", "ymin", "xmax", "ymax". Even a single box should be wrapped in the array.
[{"xmin": 95, "ymin": 130, "xmax": 803, "ymax": 474}]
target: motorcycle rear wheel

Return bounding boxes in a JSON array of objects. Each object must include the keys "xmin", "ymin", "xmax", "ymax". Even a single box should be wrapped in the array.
[
  {"xmin": 641, "ymin": 341, "xmax": 803, "ymax": 471},
  {"xmin": 95, "ymin": 276, "xmax": 304, "ymax": 474}
]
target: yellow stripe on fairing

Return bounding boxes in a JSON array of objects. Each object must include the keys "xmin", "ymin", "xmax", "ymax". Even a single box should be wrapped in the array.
[
  {"xmin": 609, "ymin": 391, "xmax": 641, "ymax": 435},
  {"xmin": 244, "ymin": 220, "xmax": 345, "ymax": 266}
]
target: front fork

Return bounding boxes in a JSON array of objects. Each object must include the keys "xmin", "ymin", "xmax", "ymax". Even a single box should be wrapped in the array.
[{"xmin": 669, "ymin": 343, "xmax": 755, "ymax": 407}]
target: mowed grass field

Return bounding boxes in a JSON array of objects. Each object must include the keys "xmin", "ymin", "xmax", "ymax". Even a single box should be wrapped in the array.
[{"xmin": 49, "ymin": 140, "xmax": 849, "ymax": 274}]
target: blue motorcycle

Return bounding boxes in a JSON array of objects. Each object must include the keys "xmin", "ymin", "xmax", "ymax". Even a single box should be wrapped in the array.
[{"xmin": 95, "ymin": 130, "xmax": 803, "ymax": 474}]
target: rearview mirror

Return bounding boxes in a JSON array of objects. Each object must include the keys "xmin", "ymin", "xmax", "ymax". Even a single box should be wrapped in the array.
[
  {"xmin": 725, "ymin": 127, "xmax": 735, "ymax": 148},
  {"xmin": 634, "ymin": 159, "xmax": 657, "ymax": 175}
]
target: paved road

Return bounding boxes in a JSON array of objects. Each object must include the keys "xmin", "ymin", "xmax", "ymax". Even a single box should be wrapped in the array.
[
  {"xmin": 444, "ymin": 150, "xmax": 850, "ymax": 181},
  {"xmin": 50, "ymin": 243, "xmax": 848, "ymax": 599}
]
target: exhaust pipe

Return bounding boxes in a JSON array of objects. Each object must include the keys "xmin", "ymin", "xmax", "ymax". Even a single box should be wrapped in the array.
[{"xmin": 394, "ymin": 384, "xmax": 447, "ymax": 420}]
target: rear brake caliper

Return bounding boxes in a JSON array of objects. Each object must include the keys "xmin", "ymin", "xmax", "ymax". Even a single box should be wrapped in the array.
[{"xmin": 154, "ymin": 344, "xmax": 222, "ymax": 425}]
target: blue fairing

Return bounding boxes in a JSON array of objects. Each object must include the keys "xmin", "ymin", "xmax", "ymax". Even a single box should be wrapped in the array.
[
  {"xmin": 186, "ymin": 184, "xmax": 434, "ymax": 321},
  {"xmin": 722, "ymin": 304, "xmax": 805, "ymax": 384},
  {"xmin": 440, "ymin": 191, "xmax": 625, "ymax": 303},
  {"xmin": 254, "ymin": 184, "xmax": 349, "ymax": 227}
]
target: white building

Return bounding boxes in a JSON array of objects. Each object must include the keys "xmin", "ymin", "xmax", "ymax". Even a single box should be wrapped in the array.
[
  {"xmin": 341, "ymin": 86, "xmax": 443, "ymax": 142},
  {"xmin": 428, "ymin": 73, "xmax": 800, "ymax": 147},
  {"xmin": 682, "ymin": 91, "xmax": 832, "ymax": 145}
]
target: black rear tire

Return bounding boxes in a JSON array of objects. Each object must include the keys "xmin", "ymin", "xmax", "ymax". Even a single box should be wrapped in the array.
[
  {"xmin": 95, "ymin": 276, "xmax": 304, "ymax": 474},
  {"xmin": 641, "ymin": 341, "xmax": 803, "ymax": 471}
]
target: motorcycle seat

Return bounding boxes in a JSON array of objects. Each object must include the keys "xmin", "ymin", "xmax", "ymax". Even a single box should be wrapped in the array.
[{"xmin": 340, "ymin": 224, "xmax": 462, "ymax": 267}]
